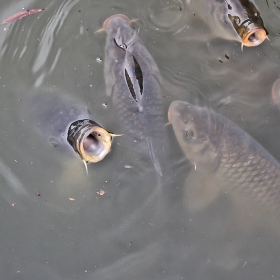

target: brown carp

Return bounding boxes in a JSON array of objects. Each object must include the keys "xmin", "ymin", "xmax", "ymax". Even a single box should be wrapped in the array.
[
  {"xmin": 102, "ymin": 14, "xmax": 167, "ymax": 175},
  {"xmin": 185, "ymin": 0, "xmax": 268, "ymax": 48},
  {"xmin": 29, "ymin": 91, "xmax": 113, "ymax": 166},
  {"xmin": 168, "ymin": 100, "xmax": 280, "ymax": 209}
]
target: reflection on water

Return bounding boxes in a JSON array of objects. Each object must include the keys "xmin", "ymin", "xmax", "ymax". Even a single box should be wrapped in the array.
[{"xmin": 1, "ymin": 0, "xmax": 280, "ymax": 279}]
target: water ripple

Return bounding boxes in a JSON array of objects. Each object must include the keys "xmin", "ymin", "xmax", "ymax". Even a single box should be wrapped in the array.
[
  {"xmin": 143, "ymin": 0, "xmax": 188, "ymax": 34},
  {"xmin": 32, "ymin": 0, "xmax": 80, "ymax": 74}
]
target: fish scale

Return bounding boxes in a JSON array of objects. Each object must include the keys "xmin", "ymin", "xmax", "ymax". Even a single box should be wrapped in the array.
[
  {"xmin": 214, "ymin": 114, "xmax": 280, "ymax": 208},
  {"xmin": 169, "ymin": 101, "xmax": 280, "ymax": 210}
]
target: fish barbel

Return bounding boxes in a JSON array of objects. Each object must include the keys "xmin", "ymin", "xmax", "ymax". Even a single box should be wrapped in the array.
[
  {"xmin": 168, "ymin": 100, "xmax": 280, "ymax": 209},
  {"xmin": 103, "ymin": 14, "xmax": 168, "ymax": 175}
]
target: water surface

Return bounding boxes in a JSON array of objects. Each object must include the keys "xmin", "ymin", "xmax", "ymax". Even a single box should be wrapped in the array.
[{"xmin": 1, "ymin": 0, "xmax": 280, "ymax": 279}]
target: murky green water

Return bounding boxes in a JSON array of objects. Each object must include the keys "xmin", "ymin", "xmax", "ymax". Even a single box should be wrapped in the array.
[{"xmin": 1, "ymin": 0, "xmax": 280, "ymax": 279}]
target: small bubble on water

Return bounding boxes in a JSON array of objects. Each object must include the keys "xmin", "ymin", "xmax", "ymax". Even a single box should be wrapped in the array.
[
  {"xmin": 96, "ymin": 57, "xmax": 102, "ymax": 64},
  {"xmin": 102, "ymin": 102, "xmax": 107, "ymax": 108}
]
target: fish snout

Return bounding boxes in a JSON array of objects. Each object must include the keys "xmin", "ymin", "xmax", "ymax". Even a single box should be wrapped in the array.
[
  {"xmin": 168, "ymin": 101, "xmax": 191, "ymax": 123},
  {"xmin": 103, "ymin": 14, "xmax": 131, "ymax": 32},
  {"xmin": 242, "ymin": 28, "xmax": 268, "ymax": 47},
  {"xmin": 168, "ymin": 101, "xmax": 180, "ymax": 123}
]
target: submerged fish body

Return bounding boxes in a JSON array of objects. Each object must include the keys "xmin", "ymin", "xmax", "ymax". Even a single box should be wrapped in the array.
[
  {"xmin": 30, "ymin": 91, "xmax": 112, "ymax": 163},
  {"xmin": 103, "ymin": 14, "xmax": 167, "ymax": 175},
  {"xmin": 168, "ymin": 101, "xmax": 280, "ymax": 209},
  {"xmin": 272, "ymin": 78, "xmax": 280, "ymax": 107},
  {"xmin": 185, "ymin": 0, "xmax": 268, "ymax": 48}
]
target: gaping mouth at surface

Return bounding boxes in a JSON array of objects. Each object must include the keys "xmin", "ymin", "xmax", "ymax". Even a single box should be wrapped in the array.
[
  {"xmin": 67, "ymin": 119, "xmax": 113, "ymax": 163},
  {"xmin": 242, "ymin": 28, "xmax": 268, "ymax": 48}
]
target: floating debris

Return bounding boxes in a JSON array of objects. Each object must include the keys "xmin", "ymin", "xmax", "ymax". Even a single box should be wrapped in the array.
[
  {"xmin": 2, "ymin": 9, "xmax": 44, "ymax": 24},
  {"xmin": 96, "ymin": 57, "xmax": 102, "ymax": 64},
  {"xmin": 69, "ymin": 197, "xmax": 75, "ymax": 201},
  {"xmin": 35, "ymin": 191, "xmax": 41, "ymax": 196},
  {"xmin": 97, "ymin": 190, "xmax": 105, "ymax": 196}
]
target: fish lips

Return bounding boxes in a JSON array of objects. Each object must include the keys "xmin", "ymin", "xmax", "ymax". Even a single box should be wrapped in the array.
[
  {"xmin": 242, "ymin": 26, "xmax": 267, "ymax": 47},
  {"xmin": 67, "ymin": 119, "xmax": 112, "ymax": 163}
]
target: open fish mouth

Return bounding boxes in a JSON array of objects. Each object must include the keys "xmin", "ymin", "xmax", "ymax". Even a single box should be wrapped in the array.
[
  {"xmin": 67, "ymin": 119, "xmax": 112, "ymax": 163},
  {"xmin": 242, "ymin": 27, "xmax": 268, "ymax": 47}
]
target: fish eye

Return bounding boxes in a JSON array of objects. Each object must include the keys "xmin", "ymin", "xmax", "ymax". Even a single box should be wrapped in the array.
[
  {"xmin": 185, "ymin": 130, "xmax": 194, "ymax": 139},
  {"xmin": 119, "ymin": 43, "xmax": 127, "ymax": 50},
  {"xmin": 113, "ymin": 38, "xmax": 127, "ymax": 50},
  {"xmin": 234, "ymin": 16, "xmax": 240, "ymax": 24}
]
